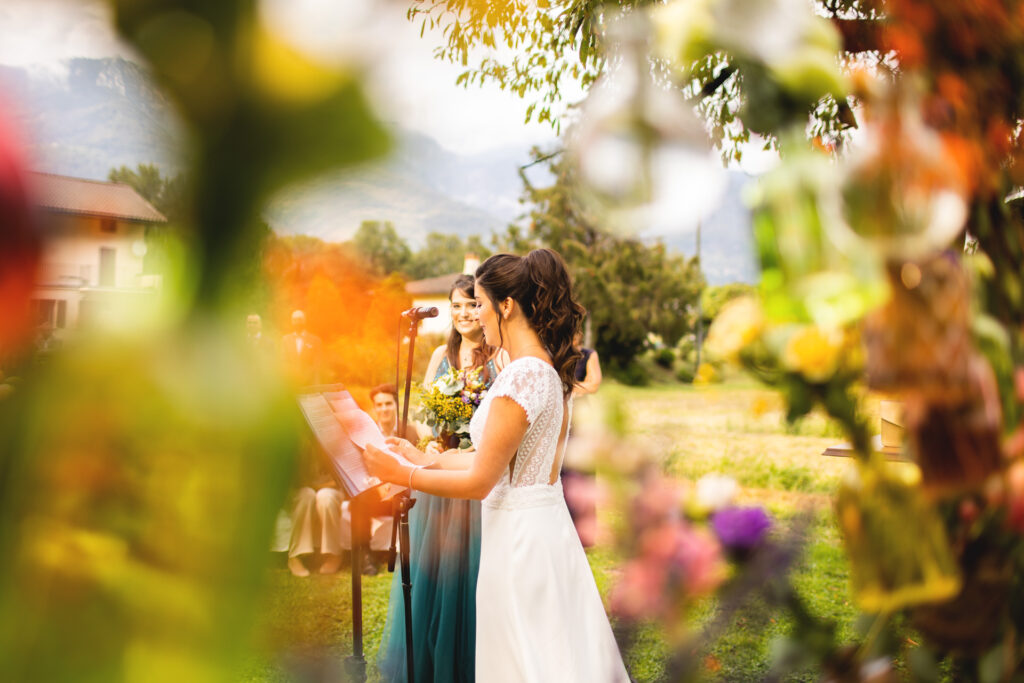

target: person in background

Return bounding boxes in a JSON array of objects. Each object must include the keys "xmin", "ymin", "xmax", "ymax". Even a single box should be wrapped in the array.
[
  {"xmin": 370, "ymin": 383, "xmax": 416, "ymax": 441},
  {"xmin": 563, "ymin": 327, "xmax": 602, "ymax": 546},
  {"xmin": 337, "ymin": 384, "xmax": 409, "ymax": 574},
  {"xmin": 287, "ymin": 448, "xmax": 344, "ymax": 577},
  {"xmin": 245, "ymin": 313, "xmax": 275, "ymax": 361},
  {"xmin": 281, "ymin": 309, "xmax": 322, "ymax": 386},
  {"xmin": 282, "ymin": 309, "xmax": 332, "ymax": 575},
  {"xmin": 572, "ymin": 328, "xmax": 602, "ymax": 397}
]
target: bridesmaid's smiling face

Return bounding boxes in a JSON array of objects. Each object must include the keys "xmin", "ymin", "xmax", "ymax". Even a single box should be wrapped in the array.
[
  {"xmin": 475, "ymin": 289, "xmax": 502, "ymax": 349},
  {"xmin": 450, "ymin": 288, "xmax": 481, "ymax": 338}
]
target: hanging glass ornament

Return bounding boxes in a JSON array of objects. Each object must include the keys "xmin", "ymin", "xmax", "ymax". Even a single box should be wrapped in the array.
[
  {"xmin": 826, "ymin": 95, "xmax": 969, "ymax": 260},
  {"xmin": 568, "ymin": 10, "xmax": 725, "ymax": 237}
]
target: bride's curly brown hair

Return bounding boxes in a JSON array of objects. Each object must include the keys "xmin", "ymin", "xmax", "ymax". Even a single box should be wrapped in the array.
[{"xmin": 475, "ymin": 249, "xmax": 585, "ymax": 397}]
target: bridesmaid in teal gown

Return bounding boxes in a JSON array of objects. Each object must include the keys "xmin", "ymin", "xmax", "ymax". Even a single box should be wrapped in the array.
[{"xmin": 377, "ymin": 274, "xmax": 505, "ymax": 683}]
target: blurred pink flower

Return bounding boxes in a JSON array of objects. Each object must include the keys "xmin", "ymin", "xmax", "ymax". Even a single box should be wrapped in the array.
[
  {"xmin": 631, "ymin": 469, "xmax": 685, "ymax": 531},
  {"xmin": 610, "ymin": 558, "xmax": 669, "ymax": 620},
  {"xmin": 670, "ymin": 525, "xmax": 726, "ymax": 597}
]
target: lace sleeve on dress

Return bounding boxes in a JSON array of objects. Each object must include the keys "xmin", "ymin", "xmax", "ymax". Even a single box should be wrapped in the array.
[{"xmin": 485, "ymin": 360, "xmax": 551, "ymax": 426}]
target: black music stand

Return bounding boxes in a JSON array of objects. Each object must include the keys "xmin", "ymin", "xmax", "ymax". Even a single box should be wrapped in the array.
[{"xmin": 294, "ymin": 385, "xmax": 414, "ymax": 683}]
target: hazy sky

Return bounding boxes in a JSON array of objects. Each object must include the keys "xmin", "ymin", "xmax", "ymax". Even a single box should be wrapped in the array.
[
  {"xmin": 0, "ymin": 0, "xmax": 778, "ymax": 174},
  {"xmin": 0, "ymin": 0, "xmax": 562, "ymax": 156}
]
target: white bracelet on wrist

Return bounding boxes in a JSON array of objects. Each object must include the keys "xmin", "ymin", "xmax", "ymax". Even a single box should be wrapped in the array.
[
  {"xmin": 408, "ymin": 464, "xmax": 426, "ymax": 490},
  {"xmin": 407, "ymin": 461, "xmax": 437, "ymax": 491}
]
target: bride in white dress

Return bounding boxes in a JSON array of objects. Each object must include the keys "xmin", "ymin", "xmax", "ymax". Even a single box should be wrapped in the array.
[{"xmin": 365, "ymin": 248, "xmax": 629, "ymax": 682}]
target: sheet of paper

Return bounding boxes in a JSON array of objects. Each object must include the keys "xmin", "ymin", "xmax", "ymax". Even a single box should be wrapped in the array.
[{"xmin": 333, "ymin": 403, "xmax": 416, "ymax": 468}]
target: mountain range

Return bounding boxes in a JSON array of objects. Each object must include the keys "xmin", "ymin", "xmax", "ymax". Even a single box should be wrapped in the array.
[{"xmin": 3, "ymin": 56, "xmax": 758, "ymax": 284}]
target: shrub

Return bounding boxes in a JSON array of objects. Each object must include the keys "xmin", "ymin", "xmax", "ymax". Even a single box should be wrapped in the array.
[
  {"xmin": 654, "ymin": 348, "xmax": 675, "ymax": 369},
  {"xmin": 609, "ymin": 359, "xmax": 650, "ymax": 386},
  {"xmin": 675, "ymin": 364, "xmax": 696, "ymax": 383}
]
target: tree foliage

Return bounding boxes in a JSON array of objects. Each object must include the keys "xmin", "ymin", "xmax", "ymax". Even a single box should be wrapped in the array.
[
  {"xmin": 408, "ymin": 0, "xmax": 880, "ymax": 159},
  {"xmin": 351, "ymin": 220, "xmax": 412, "ymax": 276},
  {"xmin": 108, "ymin": 162, "xmax": 188, "ymax": 223},
  {"xmin": 350, "ymin": 222, "xmax": 493, "ymax": 280},
  {"xmin": 498, "ymin": 149, "xmax": 704, "ymax": 376},
  {"xmin": 700, "ymin": 282, "xmax": 756, "ymax": 325},
  {"xmin": 405, "ymin": 232, "xmax": 493, "ymax": 279}
]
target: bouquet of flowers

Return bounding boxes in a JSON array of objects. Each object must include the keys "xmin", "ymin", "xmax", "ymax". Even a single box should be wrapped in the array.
[{"xmin": 417, "ymin": 365, "xmax": 488, "ymax": 449}]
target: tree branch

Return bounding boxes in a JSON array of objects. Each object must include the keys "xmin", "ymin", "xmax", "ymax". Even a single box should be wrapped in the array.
[{"xmin": 699, "ymin": 66, "xmax": 737, "ymax": 100}]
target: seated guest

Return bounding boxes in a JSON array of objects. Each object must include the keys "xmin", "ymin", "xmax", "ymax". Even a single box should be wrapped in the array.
[
  {"xmin": 370, "ymin": 383, "xmax": 417, "ymax": 441},
  {"xmin": 287, "ymin": 445, "xmax": 344, "ymax": 577},
  {"xmin": 338, "ymin": 385, "xmax": 408, "ymax": 571},
  {"xmin": 287, "ymin": 386, "xmax": 407, "ymax": 576}
]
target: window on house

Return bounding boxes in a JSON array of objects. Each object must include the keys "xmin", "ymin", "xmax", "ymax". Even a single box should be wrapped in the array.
[
  {"xmin": 33, "ymin": 299, "xmax": 55, "ymax": 326},
  {"xmin": 99, "ymin": 247, "xmax": 116, "ymax": 287},
  {"xmin": 100, "ymin": 218, "xmax": 116, "ymax": 233},
  {"xmin": 32, "ymin": 299, "xmax": 68, "ymax": 328}
]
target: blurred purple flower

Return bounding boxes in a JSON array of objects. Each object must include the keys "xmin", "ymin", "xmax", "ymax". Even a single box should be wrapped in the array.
[{"xmin": 711, "ymin": 506, "xmax": 772, "ymax": 550}]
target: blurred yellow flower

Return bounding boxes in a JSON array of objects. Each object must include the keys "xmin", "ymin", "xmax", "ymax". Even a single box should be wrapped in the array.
[
  {"xmin": 751, "ymin": 394, "xmax": 774, "ymax": 417},
  {"xmin": 705, "ymin": 296, "xmax": 763, "ymax": 362},
  {"xmin": 782, "ymin": 324, "xmax": 843, "ymax": 382},
  {"xmin": 694, "ymin": 362, "xmax": 718, "ymax": 385}
]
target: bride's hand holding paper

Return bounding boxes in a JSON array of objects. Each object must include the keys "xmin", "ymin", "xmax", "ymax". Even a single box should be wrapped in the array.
[
  {"xmin": 363, "ymin": 443, "xmax": 411, "ymax": 484},
  {"xmin": 385, "ymin": 437, "xmax": 432, "ymax": 465}
]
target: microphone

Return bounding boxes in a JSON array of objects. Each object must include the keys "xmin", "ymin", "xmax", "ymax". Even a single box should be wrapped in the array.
[{"xmin": 402, "ymin": 306, "xmax": 439, "ymax": 320}]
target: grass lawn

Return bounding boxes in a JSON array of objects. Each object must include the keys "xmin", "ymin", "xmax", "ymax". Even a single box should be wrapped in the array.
[{"xmin": 238, "ymin": 381, "xmax": 870, "ymax": 682}]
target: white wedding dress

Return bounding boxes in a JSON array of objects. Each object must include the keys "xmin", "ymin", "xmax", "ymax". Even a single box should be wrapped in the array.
[{"xmin": 469, "ymin": 356, "xmax": 630, "ymax": 682}]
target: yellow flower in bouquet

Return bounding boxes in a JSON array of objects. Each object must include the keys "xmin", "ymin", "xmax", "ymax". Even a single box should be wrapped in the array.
[
  {"xmin": 781, "ymin": 324, "xmax": 843, "ymax": 383},
  {"xmin": 705, "ymin": 296, "xmax": 763, "ymax": 362}
]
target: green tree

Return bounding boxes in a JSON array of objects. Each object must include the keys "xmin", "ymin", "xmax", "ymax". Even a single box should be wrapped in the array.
[
  {"xmin": 406, "ymin": 232, "xmax": 494, "ymax": 279},
  {"xmin": 500, "ymin": 149, "xmax": 703, "ymax": 378},
  {"xmin": 108, "ymin": 163, "xmax": 191, "ymax": 278},
  {"xmin": 409, "ymin": 0, "xmax": 873, "ymax": 159},
  {"xmin": 700, "ymin": 282, "xmax": 757, "ymax": 327},
  {"xmin": 351, "ymin": 220, "xmax": 412, "ymax": 276},
  {"xmin": 407, "ymin": 232, "xmax": 464, "ymax": 279},
  {"xmin": 108, "ymin": 162, "xmax": 188, "ymax": 222}
]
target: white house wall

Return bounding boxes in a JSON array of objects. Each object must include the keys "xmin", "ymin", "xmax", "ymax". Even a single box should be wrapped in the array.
[
  {"xmin": 34, "ymin": 213, "xmax": 154, "ymax": 334},
  {"xmin": 412, "ymin": 296, "xmax": 451, "ymax": 336},
  {"xmin": 41, "ymin": 214, "xmax": 147, "ymax": 289}
]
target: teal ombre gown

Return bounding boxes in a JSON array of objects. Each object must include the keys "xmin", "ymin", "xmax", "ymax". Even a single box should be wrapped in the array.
[{"xmin": 376, "ymin": 357, "xmax": 495, "ymax": 683}]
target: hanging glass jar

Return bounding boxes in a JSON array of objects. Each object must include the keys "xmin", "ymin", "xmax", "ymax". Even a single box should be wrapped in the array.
[
  {"xmin": 568, "ymin": 10, "xmax": 725, "ymax": 238},
  {"xmin": 826, "ymin": 92, "xmax": 969, "ymax": 261}
]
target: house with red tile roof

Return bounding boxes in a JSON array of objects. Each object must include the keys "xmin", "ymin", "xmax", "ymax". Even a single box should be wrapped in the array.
[{"xmin": 30, "ymin": 172, "xmax": 167, "ymax": 336}]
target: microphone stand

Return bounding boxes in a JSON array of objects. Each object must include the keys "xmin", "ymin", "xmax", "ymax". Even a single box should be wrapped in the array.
[{"xmin": 387, "ymin": 313, "xmax": 421, "ymax": 683}]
